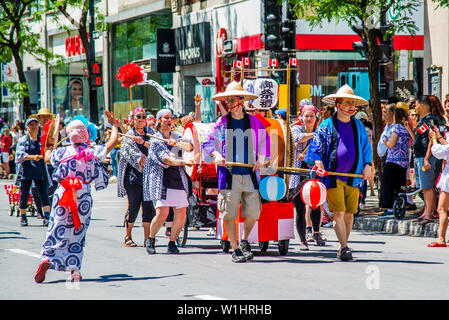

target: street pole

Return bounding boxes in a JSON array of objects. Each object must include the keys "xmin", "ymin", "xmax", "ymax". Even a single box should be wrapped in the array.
[{"xmin": 89, "ymin": 0, "xmax": 98, "ymax": 124}]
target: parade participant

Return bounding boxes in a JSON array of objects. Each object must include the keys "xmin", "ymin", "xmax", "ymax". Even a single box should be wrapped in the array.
[
  {"xmin": 427, "ymin": 128, "xmax": 449, "ymax": 247},
  {"xmin": 143, "ymin": 109, "xmax": 194, "ymax": 255},
  {"xmin": 117, "ymin": 107, "xmax": 156, "ymax": 247},
  {"xmin": 290, "ymin": 104, "xmax": 325, "ymax": 250},
  {"xmin": 14, "ymin": 118, "xmax": 52, "ymax": 227},
  {"xmin": 202, "ymin": 81, "xmax": 270, "ymax": 263},
  {"xmin": 34, "ymin": 111, "xmax": 118, "ymax": 283},
  {"xmin": 275, "ymin": 108, "xmax": 287, "ymax": 121},
  {"xmin": 30, "ymin": 108, "xmax": 55, "ymax": 127},
  {"xmin": 305, "ymin": 84, "xmax": 372, "ymax": 261}
]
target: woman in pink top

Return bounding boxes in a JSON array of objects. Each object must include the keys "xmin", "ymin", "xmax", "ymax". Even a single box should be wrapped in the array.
[{"xmin": 1, "ymin": 127, "xmax": 12, "ymax": 178}]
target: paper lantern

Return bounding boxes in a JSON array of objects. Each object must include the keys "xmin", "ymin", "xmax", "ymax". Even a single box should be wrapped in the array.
[
  {"xmin": 259, "ymin": 176, "xmax": 287, "ymax": 201},
  {"xmin": 253, "ymin": 78, "xmax": 279, "ymax": 109},
  {"xmin": 300, "ymin": 179, "xmax": 327, "ymax": 209}
]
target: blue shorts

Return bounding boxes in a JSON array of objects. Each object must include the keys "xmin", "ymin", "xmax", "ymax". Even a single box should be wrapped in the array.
[{"xmin": 414, "ymin": 157, "xmax": 436, "ymax": 189}]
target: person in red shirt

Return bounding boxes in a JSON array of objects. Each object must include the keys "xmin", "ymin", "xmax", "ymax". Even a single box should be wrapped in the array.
[{"xmin": 1, "ymin": 127, "xmax": 12, "ymax": 178}]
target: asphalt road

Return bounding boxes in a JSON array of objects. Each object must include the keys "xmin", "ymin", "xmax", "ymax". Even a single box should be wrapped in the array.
[{"xmin": 1, "ymin": 180, "xmax": 449, "ymax": 301}]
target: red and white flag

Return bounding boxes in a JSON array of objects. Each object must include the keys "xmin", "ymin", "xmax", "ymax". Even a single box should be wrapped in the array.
[
  {"xmin": 233, "ymin": 60, "xmax": 242, "ymax": 68},
  {"xmin": 312, "ymin": 165, "xmax": 328, "ymax": 177},
  {"xmin": 269, "ymin": 58, "xmax": 278, "ymax": 67},
  {"xmin": 243, "ymin": 57, "xmax": 250, "ymax": 66},
  {"xmin": 289, "ymin": 57, "xmax": 298, "ymax": 66},
  {"xmin": 417, "ymin": 123, "xmax": 429, "ymax": 134}
]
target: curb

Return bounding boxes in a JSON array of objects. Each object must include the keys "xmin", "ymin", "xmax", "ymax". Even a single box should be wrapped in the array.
[{"xmin": 353, "ymin": 216, "xmax": 439, "ymax": 238}]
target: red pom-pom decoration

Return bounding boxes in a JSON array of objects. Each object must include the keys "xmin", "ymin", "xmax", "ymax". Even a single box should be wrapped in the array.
[{"xmin": 115, "ymin": 62, "xmax": 144, "ymax": 88}]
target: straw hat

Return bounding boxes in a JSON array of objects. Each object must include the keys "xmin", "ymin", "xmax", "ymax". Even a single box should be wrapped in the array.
[
  {"xmin": 212, "ymin": 81, "xmax": 258, "ymax": 102},
  {"xmin": 30, "ymin": 108, "xmax": 55, "ymax": 119},
  {"xmin": 321, "ymin": 84, "xmax": 369, "ymax": 107}
]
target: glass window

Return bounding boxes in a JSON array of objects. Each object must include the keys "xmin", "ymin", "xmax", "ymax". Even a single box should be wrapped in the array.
[{"xmin": 112, "ymin": 13, "xmax": 172, "ymax": 120}]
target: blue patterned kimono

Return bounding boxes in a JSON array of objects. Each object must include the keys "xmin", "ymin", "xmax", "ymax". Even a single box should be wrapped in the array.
[{"xmin": 39, "ymin": 143, "xmax": 108, "ymax": 271}]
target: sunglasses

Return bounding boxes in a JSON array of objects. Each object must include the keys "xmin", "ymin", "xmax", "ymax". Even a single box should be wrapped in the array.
[
  {"xmin": 134, "ymin": 115, "xmax": 145, "ymax": 119},
  {"xmin": 411, "ymin": 114, "xmax": 418, "ymax": 117}
]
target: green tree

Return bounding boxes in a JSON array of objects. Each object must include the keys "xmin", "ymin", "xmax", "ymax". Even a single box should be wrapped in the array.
[
  {"xmin": 49, "ymin": 0, "xmax": 107, "ymax": 124},
  {"xmin": 290, "ymin": 0, "xmax": 421, "ymax": 180},
  {"xmin": 0, "ymin": 0, "xmax": 61, "ymax": 118}
]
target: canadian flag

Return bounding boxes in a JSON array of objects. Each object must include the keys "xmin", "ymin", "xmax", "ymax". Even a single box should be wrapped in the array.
[
  {"xmin": 269, "ymin": 58, "xmax": 278, "ymax": 67},
  {"xmin": 312, "ymin": 165, "xmax": 328, "ymax": 177},
  {"xmin": 233, "ymin": 60, "xmax": 242, "ymax": 68},
  {"xmin": 289, "ymin": 57, "xmax": 298, "ymax": 66},
  {"xmin": 417, "ymin": 123, "xmax": 429, "ymax": 134},
  {"xmin": 243, "ymin": 57, "xmax": 250, "ymax": 66}
]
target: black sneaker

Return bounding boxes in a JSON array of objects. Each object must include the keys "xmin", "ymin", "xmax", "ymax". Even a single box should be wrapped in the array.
[
  {"xmin": 313, "ymin": 232, "xmax": 326, "ymax": 246},
  {"xmin": 231, "ymin": 248, "xmax": 247, "ymax": 263},
  {"xmin": 43, "ymin": 218, "xmax": 49, "ymax": 227},
  {"xmin": 239, "ymin": 240, "xmax": 254, "ymax": 260},
  {"xmin": 167, "ymin": 241, "xmax": 180, "ymax": 254},
  {"xmin": 20, "ymin": 217, "xmax": 28, "ymax": 227},
  {"xmin": 145, "ymin": 237, "xmax": 156, "ymax": 255},
  {"xmin": 337, "ymin": 247, "xmax": 353, "ymax": 261}
]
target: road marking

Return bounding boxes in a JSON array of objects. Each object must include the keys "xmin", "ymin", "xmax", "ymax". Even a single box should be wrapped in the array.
[
  {"xmin": 194, "ymin": 295, "xmax": 227, "ymax": 300},
  {"xmin": 6, "ymin": 248, "xmax": 40, "ymax": 259}
]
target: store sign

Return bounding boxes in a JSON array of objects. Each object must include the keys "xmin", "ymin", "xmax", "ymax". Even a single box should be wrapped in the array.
[
  {"xmin": 175, "ymin": 22, "xmax": 211, "ymax": 66},
  {"xmin": 394, "ymin": 80, "xmax": 414, "ymax": 101},
  {"xmin": 196, "ymin": 77, "xmax": 216, "ymax": 87},
  {"xmin": 157, "ymin": 29, "xmax": 176, "ymax": 73},
  {"xmin": 428, "ymin": 65, "xmax": 442, "ymax": 100},
  {"xmin": 65, "ymin": 35, "xmax": 85, "ymax": 57},
  {"xmin": 223, "ymin": 40, "xmax": 235, "ymax": 55},
  {"xmin": 216, "ymin": 28, "xmax": 227, "ymax": 57}
]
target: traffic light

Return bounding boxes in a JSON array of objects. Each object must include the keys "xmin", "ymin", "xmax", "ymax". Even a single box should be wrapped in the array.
[
  {"xmin": 90, "ymin": 62, "xmax": 102, "ymax": 88},
  {"xmin": 281, "ymin": 19, "xmax": 296, "ymax": 51},
  {"xmin": 351, "ymin": 24, "xmax": 368, "ymax": 58},
  {"xmin": 376, "ymin": 25, "xmax": 394, "ymax": 63},
  {"xmin": 264, "ymin": 0, "xmax": 282, "ymax": 51}
]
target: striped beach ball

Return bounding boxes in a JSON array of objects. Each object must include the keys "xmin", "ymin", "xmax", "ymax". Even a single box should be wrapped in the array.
[
  {"xmin": 300, "ymin": 179, "xmax": 327, "ymax": 209},
  {"xmin": 259, "ymin": 176, "xmax": 287, "ymax": 201}
]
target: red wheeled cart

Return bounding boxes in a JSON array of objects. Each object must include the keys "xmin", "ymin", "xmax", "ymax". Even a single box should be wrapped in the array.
[
  {"xmin": 216, "ymin": 201, "xmax": 295, "ymax": 255},
  {"xmin": 4, "ymin": 184, "xmax": 36, "ymax": 217}
]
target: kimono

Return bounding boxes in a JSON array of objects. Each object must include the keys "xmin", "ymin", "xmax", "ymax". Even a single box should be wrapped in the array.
[
  {"xmin": 142, "ymin": 130, "xmax": 192, "ymax": 202},
  {"xmin": 39, "ymin": 143, "xmax": 108, "ymax": 271},
  {"xmin": 202, "ymin": 112, "xmax": 271, "ymax": 190}
]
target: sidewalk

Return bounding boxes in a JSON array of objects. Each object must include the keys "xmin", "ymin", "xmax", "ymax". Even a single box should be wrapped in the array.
[{"xmin": 354, "ymin": 188, "xmax": 440, "ymax": 239}]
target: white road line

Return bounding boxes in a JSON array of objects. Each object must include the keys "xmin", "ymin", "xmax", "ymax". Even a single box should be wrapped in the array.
[
  {"xmin": 194, "ymin": 295, "xmax": 227, "ymax": 300},
  {"xmin": 6, "ymin": 248, "xmax": 40, "ymax": 259}
]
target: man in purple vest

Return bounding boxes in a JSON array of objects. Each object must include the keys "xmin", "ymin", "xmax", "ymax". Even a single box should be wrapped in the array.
[{"xmin": 203, "ymin": 81, "xmax": 271, "ymax": 263}]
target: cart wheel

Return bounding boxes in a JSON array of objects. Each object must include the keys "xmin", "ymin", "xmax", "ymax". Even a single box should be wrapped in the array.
[
  {"xmin": 221, "ymin": 240, "xmax": 231, "ymax": 253},
  {"xmin": 179, "ymin": 215, "xmax": 189, "ymax": 248},
  {"xmin": 393, "ymin": 197, "xmax": 406, "ymax": 220},
  {"xmin": 258, "ymin": 241, "xmax": 269, "ymax": 252},
  {"xmin": 278, "ymin": 239, "xmax": 289, "ymax": 256}
]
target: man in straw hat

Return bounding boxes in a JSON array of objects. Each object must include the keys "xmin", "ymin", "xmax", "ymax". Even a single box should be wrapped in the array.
[
  {"xmin": 30, "ymin": 108, "xmax": 56, "ymax": 127},
  {"xmin": 203, "ymin": 81, "xmax": 271, "ymax": 263},
  {"xmin": 305, "ymin": 84, "xmax": 373, "ymax": 261}
]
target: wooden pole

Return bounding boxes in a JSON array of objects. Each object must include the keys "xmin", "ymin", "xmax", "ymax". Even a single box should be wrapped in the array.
[
  {"xmin": 224, "ymin": 162, "xmax": 364, "ymax": 178},
  {"xmin": 129, "ymin": 87, "xmax": 133, "ymax": 111}
]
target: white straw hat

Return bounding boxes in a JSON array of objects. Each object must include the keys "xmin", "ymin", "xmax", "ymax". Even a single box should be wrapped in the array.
[
  {"xmin": 322, "ymin": 84, "xmax": 369, "ymax": 107},
  {"xmin": 212, "ymin": 81, "xmax": 259, "ymax": 102}
]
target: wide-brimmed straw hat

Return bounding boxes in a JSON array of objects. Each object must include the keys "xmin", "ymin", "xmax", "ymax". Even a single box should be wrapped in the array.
[
  {"xmin": 212, "ymin": 81, "xmax": 258, "ymax": 102},
  {"xmin": 321, "ymin": 84, "xmax": 369, "ymax": 107},
  {"xmin": 30, "ymin": 108, "xmax": 55, "ymax": 119}
]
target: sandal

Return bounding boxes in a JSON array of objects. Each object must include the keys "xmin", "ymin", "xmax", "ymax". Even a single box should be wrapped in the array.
[
  {"xmin": 427, "ymin": 242, "xmax": 447, "ymax": 247},
  {"xmin": 124, "ymin": 236, "xmax": 137, "ymax": 247},
  {"xmin": 418, "ymin": 218, "xmax": 433, "ymax": 225}
]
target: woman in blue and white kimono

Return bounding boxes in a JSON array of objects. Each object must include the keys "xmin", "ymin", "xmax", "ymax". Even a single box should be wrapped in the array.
[
  {"xmin": 143, "ymin": 109, "xmax": 193, "ymax": 255},
  {"xmin": 34, "ymin": 111, "xmax": 118, "ymax": 283}
]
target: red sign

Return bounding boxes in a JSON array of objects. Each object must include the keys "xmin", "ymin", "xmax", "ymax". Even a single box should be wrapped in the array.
[
  {"xmin": 65, "ymin": 35, "xmax": 85, "ymax": 57},
  {"xmin": 216, "ymin": 28, "xmax": 228, "ymax": 57}
]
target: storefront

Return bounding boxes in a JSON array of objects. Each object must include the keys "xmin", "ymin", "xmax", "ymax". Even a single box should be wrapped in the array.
[
  {"xmin": 50, "ymin": 31, "xmax": 105, "ymax": 125},
  {"xmin": 111, "ymin": 11, "xmax": 172, "ymax": 120}
]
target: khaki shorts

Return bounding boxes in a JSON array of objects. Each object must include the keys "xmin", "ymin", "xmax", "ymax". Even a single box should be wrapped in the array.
[
  {"xmin": 217, "ymin": 174, "xmax": 261, "ymax": 221},
  {"xmin": 327, "ymin": 179, "xmax": 360, "ymax": 214}
]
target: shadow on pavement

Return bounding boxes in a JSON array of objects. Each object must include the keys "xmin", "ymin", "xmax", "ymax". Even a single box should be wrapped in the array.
[{"xmin": 45, "ymin": 273, "xmax": 184, "ymax": 284}]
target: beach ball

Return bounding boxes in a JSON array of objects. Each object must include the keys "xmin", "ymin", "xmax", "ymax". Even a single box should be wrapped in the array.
[
  {"xmin": 300, "ymin": 179, "xmax": 327, "ymax": 209},
  {"xmin": 259, "ymin": 176, "xmax": 287, "ymax": 201}
]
